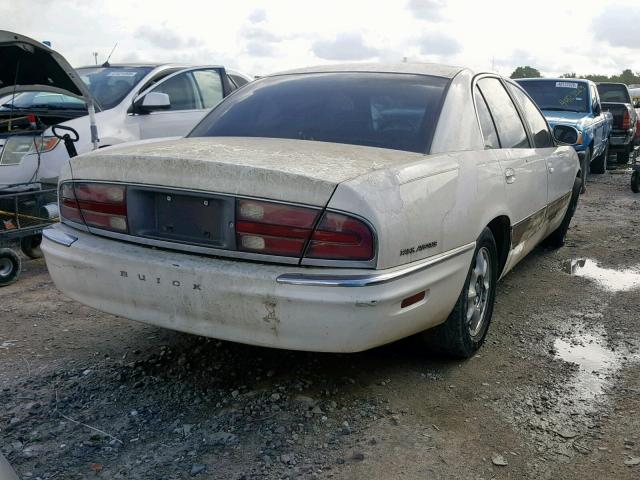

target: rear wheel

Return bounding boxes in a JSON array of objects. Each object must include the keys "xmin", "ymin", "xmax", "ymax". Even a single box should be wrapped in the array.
[
  {"xmin": 20, "ymin": 234, "xmax": 43, "ymax": 259},
  {"xmin": 0, "ymin": 249, "xmax": 21, "ymax": 287},
  {"xmin": 591, "ymin": 144, "xmax": 608, "ymax": 174},
  {"xmin": 422, "ymin": 228, "xmax": 498, "ymax": 358},
  {"xmin": 543, "ymin": 176, "xmax": 582, "ymax": 248},
  {"xmin": 632, "ymin": 171, "xmax": 640, "ymax": 193},
  {"xmin": 617, "ymin": 149, "xmax": 630, "ymax": 165}
]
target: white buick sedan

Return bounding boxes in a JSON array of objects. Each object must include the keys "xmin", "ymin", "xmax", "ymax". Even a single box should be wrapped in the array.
[{"xmin": 42, "ymin": 63, "xmax": 581, "ymax": 358}]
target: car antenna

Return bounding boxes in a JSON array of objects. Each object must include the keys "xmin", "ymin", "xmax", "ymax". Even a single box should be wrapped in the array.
[{"xmin": 101, "ymin": 42, "xmax": 118, "ymax": 68}]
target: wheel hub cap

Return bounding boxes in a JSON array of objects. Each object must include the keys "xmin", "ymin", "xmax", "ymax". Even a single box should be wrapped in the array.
[
  {"xmin": 466, "ymin": 247, "xmax": 491, "ymax": 337},
  {"xmin": 0, "ymin": 258, "xmax": 12, "ymax": 277}
]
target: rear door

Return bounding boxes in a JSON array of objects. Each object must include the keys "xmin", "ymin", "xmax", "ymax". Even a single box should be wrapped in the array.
[
  {"xmin": 476, "ymin": 76, "xmax": 548, "ymax": 263},
  {"xmin": 132, "ymin": 68, "xmax": 227, "ymax": 139},
  {"xmin": 507, "ymin": 82, "xmax": 575, "ymax": 232}
]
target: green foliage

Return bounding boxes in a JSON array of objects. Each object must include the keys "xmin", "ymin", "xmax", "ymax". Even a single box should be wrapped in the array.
[
  {"xmin": 510, "ymin": 66, "xmax": 541, "ymax": 79},
  {"xmin": 558, "ymin": 68, "xmax": 640, "ymax": 85}
]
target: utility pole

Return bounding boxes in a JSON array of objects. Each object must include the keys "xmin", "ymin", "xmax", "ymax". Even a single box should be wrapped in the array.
[{"xmin": 92, "ymin": 52, "xmax": 99, "ymax": 65}]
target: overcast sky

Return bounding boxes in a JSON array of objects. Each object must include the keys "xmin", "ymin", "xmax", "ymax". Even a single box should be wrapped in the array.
[{"xmin": 3, "ymin": 0, "xmax": 640, "ymax": 77}]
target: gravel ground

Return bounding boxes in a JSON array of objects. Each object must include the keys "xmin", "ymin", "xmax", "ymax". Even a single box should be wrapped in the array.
[{"xmin": 1, "ymin": 167, "xmax": 639, "ymax": 479}]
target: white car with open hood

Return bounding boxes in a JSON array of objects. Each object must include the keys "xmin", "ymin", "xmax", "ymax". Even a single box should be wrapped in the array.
[
  {"xmin": 42, "ymin": 63, "xmax": 581, "ymax": 357},
  {"xmin": 0, "ymin": 30, "xmax": 250, "ymax": 189}
]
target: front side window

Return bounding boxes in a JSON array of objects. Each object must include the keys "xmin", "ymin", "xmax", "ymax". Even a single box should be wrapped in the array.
[
  {"xmin": 193, "ymin": 70, "xmax": 224, "ymax": 109},
  {"xmin": 77, "ymin": 66, "xmax": 152, "ymax": 109},
  {"xmin": 150, "ymin": 71, "xmax": 199, "ymax": 111},
  {"xmin": 478, "ymin": 78, "xmax": 529, "ymax": 149},
  {"xmin": 507, "ymin": 83, "xmax": 553, "ymax": 148},
  {"xmin": 517, "ymin": 80, "xmax": 588, "ymax": 113},
  {"xmin": 190, "ymin": 73, "xmax": 449, "ymax": 153}
]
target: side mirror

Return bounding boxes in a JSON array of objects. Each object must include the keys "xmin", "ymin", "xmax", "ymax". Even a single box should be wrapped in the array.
[
  {"xmin": 553, "ymin": 125, "xmax": 580, "ymax": 146},
  {"xmin": 134, "ymin": 92, "xmax": 170, "ymax": 114},
  {"xmin": 634, "ymin": 100, "xmax": 640, "ymax": 109},
  {"xmin": 593, "ymin": 103, "xmax": 601, "ymax": 116}
]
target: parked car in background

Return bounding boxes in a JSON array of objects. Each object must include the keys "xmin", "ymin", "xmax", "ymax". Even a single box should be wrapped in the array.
[
  {"xmin": 0, "ymin": 30, "xmax": 251, "ymax": 189},
  {"xmin": 43, "ymin": 64, "xmax": 582, "ymax": 359},
  {"xmin": 597, "ymin": 82, "xmax": 638, "ymax": 164},
  {"xmin": 516, "ymin": 78, "xmax": 612, "ymax": 188}
]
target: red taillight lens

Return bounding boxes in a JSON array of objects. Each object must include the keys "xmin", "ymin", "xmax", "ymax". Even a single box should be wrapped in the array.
[
  {"xmin": 59, "ymin": 183, "xmax": 83, "ymax": 224},
  {"xmin": 623, "ymin": 110, "xmax": 631, "ymax": 129},
  {"xmin": 305, "ymin": 212, "xmax": 374, "ymax": 261},
  {"xmin": 236, "ymin": 199, "xmax": 320, "ymax": 257},
  {"xmin": 59, "ymin": 182, "xmax": 127, "ymax": 232}
]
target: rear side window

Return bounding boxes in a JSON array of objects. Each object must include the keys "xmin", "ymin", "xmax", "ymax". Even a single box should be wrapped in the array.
[
  {"xmin": 190, "ymin": 73, "xmax": 449, "ymax": 153},
  {"xmin": 507, "ymin": 83, "xmax": 553, "ymax": 148},
  {"xmin": 229, "ymin": 74, "xmax": 249, "ymax": 88},
  {"xmin": 193, "ymin": 70, "xmax": 224, "ymax": 108},
  {"xmin": 473, "ymin": 87, "xmax": 500, "ymax": 149},
  {"xmin": 477, "ymin": 78, "xmax": 529, "ymax": 149}
]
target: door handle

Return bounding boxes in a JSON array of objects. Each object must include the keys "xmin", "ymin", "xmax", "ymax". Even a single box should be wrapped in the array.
[
  {"xmin": 548, "ymin": 162, "xmax": 554, "ymax": 173},
  {"xmin": 505, "ymin": 168, "xmax": 516, "ymax": 184}
]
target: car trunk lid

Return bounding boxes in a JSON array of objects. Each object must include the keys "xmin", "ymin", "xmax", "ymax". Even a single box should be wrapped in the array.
[{"xmin": 68, "ymin": 136, "xmax": 426, "ymax": 206}]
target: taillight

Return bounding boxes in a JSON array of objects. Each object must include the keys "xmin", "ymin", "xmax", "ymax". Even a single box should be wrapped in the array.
[
  {"xmin": 59, "ymin": 182, "xmax": 127, "ymax": 232},
  {"xmin": 623, "ymin": 109, "xmax": 631, "ymax": 130},
  {"xmin": 59, "ymin": 183, "xmax": 83, "ymax": 224},
  {"xmin": 235, "ymin": 199, "xmax": 375, "ymax": 261},
  {"xmin": 236, "ymin": 199, "xmax": 320, "ymax": 257},
  {"xmin": 305, "ymin": 211, "xmax": 374, "ymax": 261}
]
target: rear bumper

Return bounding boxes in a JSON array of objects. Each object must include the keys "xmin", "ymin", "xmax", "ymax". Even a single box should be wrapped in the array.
[
  {"xmin": 609, "ymin": 131, "xmax": 635, "ymax": 149},
  {"xmin": 42, "ymin": 224, "xmax": 473, "ymax": 353}
]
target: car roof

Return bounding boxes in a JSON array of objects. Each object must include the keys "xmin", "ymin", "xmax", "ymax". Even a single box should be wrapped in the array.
[
  {"xmin": 516, "ymin": 77, "xmax": 591, "ymax": 84},
  {"xmin": 74, "ymin": 63, "xmax": 223, "ymax": 69},
  {"xmin": 269, "ymin": 62, "xmax": 467, "ymax": 79}
]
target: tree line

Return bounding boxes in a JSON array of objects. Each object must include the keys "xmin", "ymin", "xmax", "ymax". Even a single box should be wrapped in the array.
[{"xmin": 509, "ymin": 66, "xmax": 640, "ymax": 85}]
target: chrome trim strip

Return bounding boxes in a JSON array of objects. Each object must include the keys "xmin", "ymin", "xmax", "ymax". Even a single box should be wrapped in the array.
[
  {"xmin": 42, "ymin": 227, "xmax": 77, "ymax": 247},
  {"xmin": 276, "ymin": 242, "xmax": 475, "ymax": 287}
]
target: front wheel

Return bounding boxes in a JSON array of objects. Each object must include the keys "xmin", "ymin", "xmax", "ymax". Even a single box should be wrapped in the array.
[
  {"xmin": 0, "ymin": 249, "xmax": 21, "ymax": 287},
  {"xmin": 591, "ymin": 144, "xmax": 608, "ymax": 174},
  {"xmin": 580, "ymin": 149, "xmax": 590, "ymax": 194},
  {"xmin": 543, "ymin": 176, "xmax": 582, "ymax": 248},
  {"xmin": 632, "ymin": 170, "xmax": 640, "ymax": 193},
  {"xmin": 422, "ymin": 228, "xmax": 498, "ymax": 358}
]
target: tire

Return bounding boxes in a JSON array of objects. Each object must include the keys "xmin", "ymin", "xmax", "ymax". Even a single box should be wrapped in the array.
[
  {"xmin": 617, "ymin": 150, "xmax": 630, "ymax": 165},
  {"xmin": 0, "ymin": 249, "xmax": 21, "ymax": 287},
  {"xmin": 422, "ymin": 228, "xmax": 498, "ymax": 358},
  {"xmin": 543, "ymin": 176, "xmax": 582, "ymax": 249},
  {"xmin": 20, "ymin": 234, "xmax": 43, "ymax": 259},
  {"xmin": 632, "ymin": 171, "xmax": 640, "ymax": 193},
  {"xmin": 591, "ymin": 144, "xmax": 608, "ymax": 174},
  {"xmin": 580, "ymin": 149, "xmax": 590, "ymax": 194}
]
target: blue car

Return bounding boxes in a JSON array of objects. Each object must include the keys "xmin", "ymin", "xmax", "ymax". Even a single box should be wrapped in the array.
[{"xmin": 516, "ymin": 78, "xmax": 612, "ymax": 187}]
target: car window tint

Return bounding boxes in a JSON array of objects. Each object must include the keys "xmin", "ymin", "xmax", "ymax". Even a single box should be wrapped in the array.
[
  {"xmin": 507, "ymin": 83, "xmax": 553, "ymax": 148},
  {"xmin": 190, "ymin": 73, "xmax": 449, "ymax": 154},
  {"xmin": 478, "ymin": 78, "xmax": 530, "ymax": 149},
  {"xmin": 151, "ymin": 72, "xmax": 199, "ymax": 111},
  {"xmin": 596, "ymin": 84, "xmax": 630, "ymax": 103},
  {"xmin": 193, "ymin": 70, "xmax": 224, "ymax": 109},
  {"xmin": 229, "ymin": 74, "xmax": 249, "ymax": 87},
  {"xmin": 473, "ymin": 87, "xmax": 500, "ymax": 149}
]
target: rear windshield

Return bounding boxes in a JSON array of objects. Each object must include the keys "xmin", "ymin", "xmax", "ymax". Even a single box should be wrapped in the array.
[
  {"xmin": 596, "ymin": 84, "xmax": 631, "ymax": 103},
  {"xmin": 189, "ymin": 73, "xmax": 449, "ymax": 153},
  {"xmin": 517, "ymin": 80, "xmax": 589, "ymax": 113}
]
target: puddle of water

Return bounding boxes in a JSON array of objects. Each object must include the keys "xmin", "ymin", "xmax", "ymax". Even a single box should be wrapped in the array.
[
  {"xmin": 562, "ymin": 258, "xmax": 640, "ymax": 292},
  {"xmin": 553, "ymin": 332, "xmax": 619, "ymax": 401}
]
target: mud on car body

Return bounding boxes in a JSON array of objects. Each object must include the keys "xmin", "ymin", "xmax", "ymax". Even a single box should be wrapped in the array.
[{"xmin": 43, "ymin": 63, "xmax": 581, "ymax": 358}]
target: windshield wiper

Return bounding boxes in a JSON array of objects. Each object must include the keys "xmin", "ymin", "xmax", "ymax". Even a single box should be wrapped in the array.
[{"xmin": 543, "ymin": 107, "xmax": 582, "ymax": 113}]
